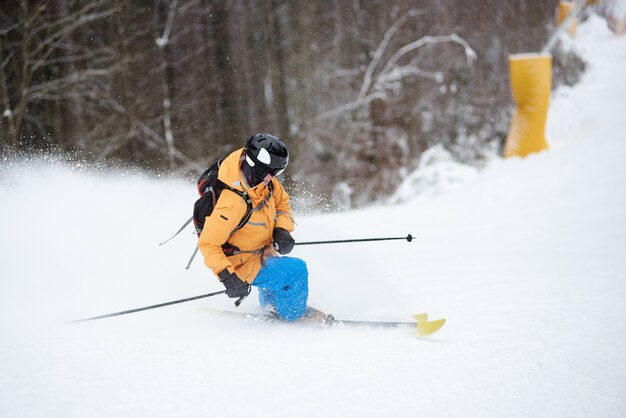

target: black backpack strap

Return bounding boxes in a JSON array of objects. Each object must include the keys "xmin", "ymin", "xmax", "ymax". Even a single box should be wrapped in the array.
[
  {"xmin": 218, "ymin": 180, "xmax": 275, "ymax": 255},
  {"xmin": 215, "ymin": 180, "xmax": 253, "ymax": 234}
]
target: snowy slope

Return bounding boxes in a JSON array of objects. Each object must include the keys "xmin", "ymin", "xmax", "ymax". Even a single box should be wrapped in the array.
[{"xmin": 1, "ymin": 15, "xmax": 625, "ymax": 418}]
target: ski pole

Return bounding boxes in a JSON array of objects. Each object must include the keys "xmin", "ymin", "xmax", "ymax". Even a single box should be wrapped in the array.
[
  {"xmin": 295, "ymin": 234, "xmax": 413, "ymax": 246},
  {"xmin": 69, "ymin": 290, "xmax": 226, "ymax": 323}
]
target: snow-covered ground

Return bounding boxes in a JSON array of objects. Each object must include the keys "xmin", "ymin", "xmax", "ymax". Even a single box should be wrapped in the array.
[{"xmin": 1, "ymin": 14, "xmax": 625, "ymax": 418}]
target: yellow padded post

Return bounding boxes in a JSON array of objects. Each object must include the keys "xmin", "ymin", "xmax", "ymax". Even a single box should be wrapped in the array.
[
  {"xmin": 504, "ymin": 54, "xmax": 552, "ymax": 158},
  {"xmin": 557, "ymin": 1, "xmax": 578, "ymax": 36}
]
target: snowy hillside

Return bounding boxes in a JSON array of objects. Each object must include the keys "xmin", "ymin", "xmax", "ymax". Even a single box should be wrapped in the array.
[{"xmin": 1, "ymin": 14, "xmax": 626, "ymax": 418}]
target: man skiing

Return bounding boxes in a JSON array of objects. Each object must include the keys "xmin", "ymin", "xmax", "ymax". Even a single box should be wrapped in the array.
[{"xmin": 198, "ymin": 133, "xmax": 328, "ymax": 322}]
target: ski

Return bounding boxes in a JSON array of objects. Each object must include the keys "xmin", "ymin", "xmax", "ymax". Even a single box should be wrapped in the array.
[
  {"xmin": 332, "ymin": 313, "xmax": 446, "ymax": 336},
  {"xmin": 199, "ymin": 308, "xmax": 446, "ymax": 337}
]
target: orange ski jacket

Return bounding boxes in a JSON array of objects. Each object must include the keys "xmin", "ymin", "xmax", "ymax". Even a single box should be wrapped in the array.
[{"xmin": 197, "ymin": 148, "xmax": 295, "ymax": 283}]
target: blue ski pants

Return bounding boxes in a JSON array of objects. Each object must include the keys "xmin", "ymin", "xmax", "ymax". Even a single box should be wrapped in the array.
[{"xmin": 252, "ymin": 256, "xmax": 308, "ymax": 321}]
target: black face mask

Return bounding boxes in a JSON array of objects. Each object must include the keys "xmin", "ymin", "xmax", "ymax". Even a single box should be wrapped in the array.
[{"xmin": 242, "ymin": 159, "xmax": 270, "ymax": 186}]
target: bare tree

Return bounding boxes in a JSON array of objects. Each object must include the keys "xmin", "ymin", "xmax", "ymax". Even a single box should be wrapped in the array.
[
  {"xmin": 302, "ymin": 8, "xmax": 476, "ymax": 205},
  {"xmin": 0, "ymin": 0, "xmax": 116, "ymax": 155},
  {"xmin": 155, "ymin": 0, "xmax": 178, "ymax": 169},
  {"xmin": 315, "ymin": 12, "xmax": 476, "ymax": 123}
]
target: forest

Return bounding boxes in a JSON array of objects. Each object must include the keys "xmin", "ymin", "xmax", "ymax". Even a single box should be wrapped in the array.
[{"xmin": 0, "ymin": 0, "xmax": 585, "ymax": 207}]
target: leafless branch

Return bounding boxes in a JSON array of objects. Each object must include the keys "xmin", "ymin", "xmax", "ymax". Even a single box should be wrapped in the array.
[
  {"xmin": 316, "ymin": 27, "xmax": 476, "ymax": 123},
  {"xmin": 358, "ymin": 10, "xmax": 422, "ymax": 101}
]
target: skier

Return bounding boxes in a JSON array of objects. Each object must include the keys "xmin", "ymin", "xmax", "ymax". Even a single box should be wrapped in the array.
[{"xmin": 197, "ymin": 133, "xmax": 328, "ymax": 322}]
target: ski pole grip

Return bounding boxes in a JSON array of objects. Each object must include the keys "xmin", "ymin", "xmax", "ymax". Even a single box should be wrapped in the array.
[{"xmin": 234, "ymin": 286, "xmax": 252, "ymax": 307}]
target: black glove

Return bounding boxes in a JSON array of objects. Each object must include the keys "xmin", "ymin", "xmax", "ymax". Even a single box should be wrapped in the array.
[
  {"xmin": 219, "ymin": 270, "xmax": 250, "ymax": 299},
  {"xmin": 273, "ymin": 227, "xmax": 295, "ymax": 254}
]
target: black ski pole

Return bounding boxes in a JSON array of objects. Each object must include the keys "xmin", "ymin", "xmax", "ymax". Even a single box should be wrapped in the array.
[
  {"xmin": 295, "ymin": 234, "xmax": 413, "ymax": 246},
  {"xmin": 69, "ymin": 290, "xmax": 226, "ymax": 323}
]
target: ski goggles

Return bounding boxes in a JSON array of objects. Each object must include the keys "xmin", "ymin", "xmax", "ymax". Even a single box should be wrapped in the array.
[{"xmin": 246, "ymin": 154, "xmax": 286, "ymax": 177}]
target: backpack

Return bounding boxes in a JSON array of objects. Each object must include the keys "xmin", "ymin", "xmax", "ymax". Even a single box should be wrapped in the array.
[
  {"xmin": 159, "ymin": 158, "xmax": 273, "ymax": 269},
  {"xmin": 193, "ymin": 159, "xmax": 252, "ymax": 237}
]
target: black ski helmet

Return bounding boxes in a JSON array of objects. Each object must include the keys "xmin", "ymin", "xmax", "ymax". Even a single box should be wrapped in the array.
[{"xmin": 244, "ymin": 133, "xmax": 289, "ymax": 183}]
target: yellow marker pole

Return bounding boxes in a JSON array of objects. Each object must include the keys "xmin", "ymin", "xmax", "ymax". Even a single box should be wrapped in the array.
[
  {"xmin": 557, "ymin": 2, "xmax": 578, "ymax": 36},
  {"xmin": 504, "ymin": 54, "xmax": 552, "ymax": 158}
]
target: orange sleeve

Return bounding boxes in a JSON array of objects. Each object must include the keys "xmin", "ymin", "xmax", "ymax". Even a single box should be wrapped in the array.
[
  {"xmin": 272, "ymin": 180, "xmax": 295, "ymax": 232},
  {"xmin": 197, "ymin": 190, "xmax": 248, "ymax": 277}
]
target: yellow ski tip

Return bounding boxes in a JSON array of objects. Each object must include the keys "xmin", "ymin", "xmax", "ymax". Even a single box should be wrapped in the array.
[
  {"xmin": 416, "ymin": 318, "xmax": 446, "ymax": 337},
  {"xmin": 413, "ymin": 313, "xmax": 429, "ymax": 323}
]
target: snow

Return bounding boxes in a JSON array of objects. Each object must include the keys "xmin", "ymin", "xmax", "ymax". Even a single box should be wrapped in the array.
[
  {"xmin": 1, "ymin": 14, "xmax": 626, "ymax": 418},
  {"xmin": 389, "ymin": 144, "xmax": 479, "ymax": 202}
]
